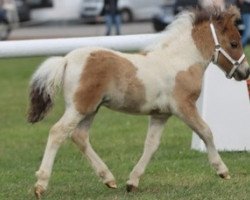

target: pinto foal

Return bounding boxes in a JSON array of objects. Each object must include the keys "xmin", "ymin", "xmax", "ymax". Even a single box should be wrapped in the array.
[{"xmin": 28, "ymin": 6, "xmax": 249, "ymax": 198}]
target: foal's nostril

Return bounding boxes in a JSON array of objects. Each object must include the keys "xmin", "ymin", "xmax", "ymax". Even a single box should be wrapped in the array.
[
  {"xmin": 235, "ymin": 64, "xmax": 250, "ymax": 80},
  {"xmin": 246, "ymin": 67, "xmax": 250, "ymax": 77}
]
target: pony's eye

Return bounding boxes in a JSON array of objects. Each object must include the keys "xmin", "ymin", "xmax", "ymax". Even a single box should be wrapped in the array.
[{"xmin": 230, "ymin": 41, "xmax": 238, "ymax": 49}]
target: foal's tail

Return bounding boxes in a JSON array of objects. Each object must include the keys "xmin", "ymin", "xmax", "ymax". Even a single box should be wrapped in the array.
[{"xmin": 27, "ymin": 57, "xmax": 67, "ymax": 123}]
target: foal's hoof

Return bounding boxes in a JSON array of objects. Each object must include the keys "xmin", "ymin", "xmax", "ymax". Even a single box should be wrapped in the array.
[
  {"xmin": 34, "ymin": 185, "xmax": 45, "ymax": 199},
  {"xmin": 219, "ymin": 172, "xmax": 231, "ymax": 180},
  {"xmin": 105, "ymin": 180, "xmax": 117, "ymax": 189},
  {"xmin": 126, "ymin": 184, "xmax": 138, "ymax": 192}
]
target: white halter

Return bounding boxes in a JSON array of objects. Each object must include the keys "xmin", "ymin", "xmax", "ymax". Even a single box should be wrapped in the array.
[{"xmin": 210, "ymin": 23, "xmax": 245, "ymax": 79}]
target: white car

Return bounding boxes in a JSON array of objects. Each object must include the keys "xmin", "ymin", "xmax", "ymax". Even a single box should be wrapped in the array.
[{"xmin": 80, "ymin": 0, "xmax": 168, "ymax": 23}]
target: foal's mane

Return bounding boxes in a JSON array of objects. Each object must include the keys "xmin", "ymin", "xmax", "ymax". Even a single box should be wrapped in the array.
[
  {"xmin": 145, "ymin": 5, "xmax": 240, "ymax": 51},
  {"xmin": 144, "ymin": 11, "xmax": 194, "ymax": 51},
  {"xmin": 193, "ymin": 5, "xmax": 240, "ymax": 26}
]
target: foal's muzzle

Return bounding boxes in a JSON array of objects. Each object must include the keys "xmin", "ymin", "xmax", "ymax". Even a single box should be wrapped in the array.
[{"xmin": 234, "ymin": 61, "xmax": 250, "ymax": 81}]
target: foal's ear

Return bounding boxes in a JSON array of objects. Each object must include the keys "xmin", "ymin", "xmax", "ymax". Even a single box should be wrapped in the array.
[
  {"xmin": 225, "ymin": 5, "xmax": 240, "ymax": 23},
  {"xmin": 217, "ymin": 5, "xmax": 240, "ymax": 32}
]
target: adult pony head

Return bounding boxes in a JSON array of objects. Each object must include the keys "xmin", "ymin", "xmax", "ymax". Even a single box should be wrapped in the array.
[{"xmin": 28, "ymin": 5, "xmax": 249, "ymax": 199}]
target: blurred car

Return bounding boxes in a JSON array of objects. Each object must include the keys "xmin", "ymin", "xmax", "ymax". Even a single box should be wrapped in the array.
[
  {"xmin": 152, "ymin": 0, "xmax": 198, "ymax": 32},
  {"xmin": 173, "ymin": 0, "xmax": 198, "ymax": 14},
  {"xmin": 26, "ymin": 0, "xmax": 53, "ymax": 9},
  {"xmin": 15, "ymin": 0, "xmax": 30, "ymax": 22},
  {"xmin": 80, "ymin": 0, "xmax": 103, "ymax": 23},
  {"xmin": 0, "ymin": 15, "xmax": 11, "ymax": 40},
  {"xmin": 152, "ymin": 3, "xmax": 174, "ymax": 32},
  {"xmin": 80, "ymin": 0, "xmax": 167, "ymax": 23},
  {"xmin": 15, "ymin": 0, "xmax": 54, "ymax": 22}
]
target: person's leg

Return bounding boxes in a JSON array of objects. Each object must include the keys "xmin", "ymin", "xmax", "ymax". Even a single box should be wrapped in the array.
[
  {"xmin": 114, "ymin": 14, "xmax": 121, "ymax": 35},
  {"xmin": 105, "ymin": 14, "xmax": 112, "ymax": 36},
  {"xmin": 0, "ymin": 9, "xmax": 8, "ymax": 24},
  {"xmin": 241, "ymin": 14, "xmax": 250, "ymax": 47}
]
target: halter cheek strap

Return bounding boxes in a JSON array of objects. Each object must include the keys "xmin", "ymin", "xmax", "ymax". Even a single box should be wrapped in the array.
[{"xmin": 210, "ymin": 23, "xmax": 245, "ymax": 79}]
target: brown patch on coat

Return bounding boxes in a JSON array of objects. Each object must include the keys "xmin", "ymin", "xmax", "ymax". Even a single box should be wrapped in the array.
[
  {"xmin": 74, "ymin": 51, "xmax": 146, "ymax": 114},
  {"xmin": 173, "ymin": 63, "xmax": 204, "ymax": 116},
  {"xmin": 192, "ymin": 21, "xmax": 214, "ymax": 60}
]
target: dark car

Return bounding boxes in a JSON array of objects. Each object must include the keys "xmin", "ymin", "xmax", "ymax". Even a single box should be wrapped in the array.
[
  {"xmin": 152, "ymin": 0, "xmax": 198, "ymax": 32},
  {"xmin": 173, "ymin": 0, "xmax": 198, "ymax": 14},
  {"xmin": 26, "ymin": 0, "xmax": 53, "ymax": 9},
  {"xmin": 152, "ymin": 4, "xmax": 175, "ymax": 32},
  {"xmin": 16, "ymin": 0, "xmax": 53, "ymax": 22},
  {"xmin": 15, "ymin": 0, "xmax": 30, "ymax": 22}
]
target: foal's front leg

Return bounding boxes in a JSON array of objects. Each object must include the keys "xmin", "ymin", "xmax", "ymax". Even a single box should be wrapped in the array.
[
  {"xmin": 126, "ymin": 115, "xmax": 169, "ymax": 192},
  {"xmin": 176, "ymin": 104, "xmax": 230, "ymax": 179}
]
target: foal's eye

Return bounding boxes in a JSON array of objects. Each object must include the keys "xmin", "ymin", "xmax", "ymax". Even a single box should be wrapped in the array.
[{"xmin": 230, "ymin": 41, "xmax": 238, "ymax": 49}]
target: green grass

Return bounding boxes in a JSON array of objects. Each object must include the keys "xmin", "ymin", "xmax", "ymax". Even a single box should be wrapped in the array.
[{"xmin": 0, "ymin": 54, "xmax": 250, "ymax": 200}]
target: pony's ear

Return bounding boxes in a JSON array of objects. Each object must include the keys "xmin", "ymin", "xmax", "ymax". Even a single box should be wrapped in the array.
[
  {"xmin": 216, "ymin": 5, "xmax": 240, "ymax": 33},
  {"xmin": 225, "ymin": 5, "xmax": 240, "ymax": 23}
]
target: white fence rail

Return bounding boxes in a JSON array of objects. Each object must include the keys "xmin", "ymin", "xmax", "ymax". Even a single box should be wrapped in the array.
[{"xmin": 0, "ymin": 34, "xmax": 159, "ymax": 58}]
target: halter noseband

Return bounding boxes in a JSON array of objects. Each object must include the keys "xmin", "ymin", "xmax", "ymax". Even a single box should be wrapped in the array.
[{"xmin": 210, "ymin": 23, "xmax": 245, "ymax": 79}]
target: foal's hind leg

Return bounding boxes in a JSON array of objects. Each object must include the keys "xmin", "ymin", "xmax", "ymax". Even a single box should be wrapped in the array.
[
  {"xmin": 71, "ymin": 113, "xmax": 117, "ymax": 189},
  {"xmin": 176, "ymin": 105, "xmax": 230, "ymax": 179},
  {"xmin": 126, "ymin": 115, "xmax": 169, "ymax": 192},
  {"xmin": 34, "ymin": 109, "xmax": 82, "ymax": 198}
]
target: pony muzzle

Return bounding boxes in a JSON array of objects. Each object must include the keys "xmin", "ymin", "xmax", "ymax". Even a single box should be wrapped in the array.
[
  {"xmin": 233, "ymin": 61, "xmax": 250, "ymax": 80},
  {"xmin": 243, "ymin": 61, "xmax": 250, "ymax": 79}
]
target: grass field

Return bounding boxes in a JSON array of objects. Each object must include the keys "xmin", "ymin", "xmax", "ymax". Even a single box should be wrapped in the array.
[{"xmin": 0, "ymin": 54, "xmax": 250, "ymax": 200}]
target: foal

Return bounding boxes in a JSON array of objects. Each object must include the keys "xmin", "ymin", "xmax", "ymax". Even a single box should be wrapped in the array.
[{"xmin": 28, "ymin": 6, "xmax": 249, "ymax": 198}]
